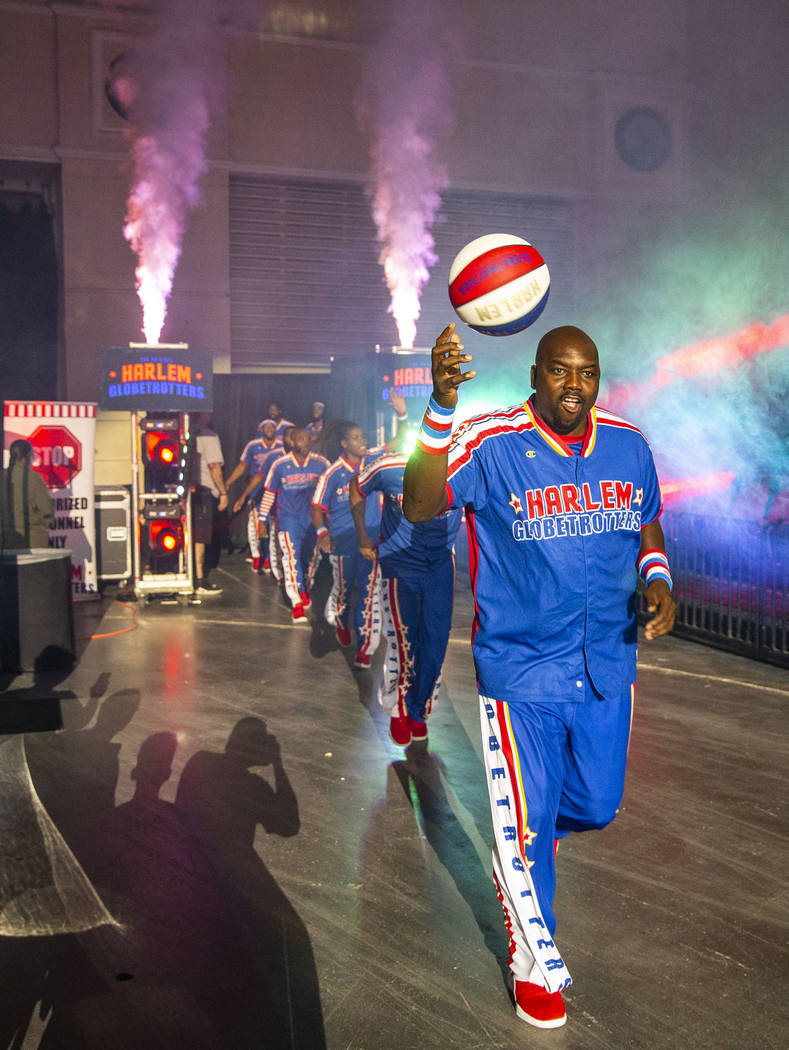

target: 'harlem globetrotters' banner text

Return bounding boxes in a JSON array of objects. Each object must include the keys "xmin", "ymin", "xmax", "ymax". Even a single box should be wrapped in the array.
[
  {"xmin": 3, "ymin": 401, "xmax": 98, "ymax": 599},
  {"xmin": 98, "ymin": 346, "xmax": 213, "ymax": 411}
]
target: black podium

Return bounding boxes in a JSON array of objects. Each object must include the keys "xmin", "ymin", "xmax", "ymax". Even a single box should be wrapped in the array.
[{"xmin": 0, "ymin": 551, "xmax": 75, "ymax": 672}]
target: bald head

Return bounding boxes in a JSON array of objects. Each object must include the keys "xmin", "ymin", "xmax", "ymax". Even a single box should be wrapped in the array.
[{"xmin": 535, "ymin": 326, "xmax": 599, "ymax": 368}]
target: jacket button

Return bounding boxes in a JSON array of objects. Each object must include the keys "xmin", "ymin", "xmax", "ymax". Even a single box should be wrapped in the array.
[{"xmin": 576, "ymin": 680, "xmax": 583, "ymax": 688}]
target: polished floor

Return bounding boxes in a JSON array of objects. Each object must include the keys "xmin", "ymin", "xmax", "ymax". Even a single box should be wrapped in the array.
[{"xmin": 1, "ymin": 551, "xmax": 787, "ymax": 1050}]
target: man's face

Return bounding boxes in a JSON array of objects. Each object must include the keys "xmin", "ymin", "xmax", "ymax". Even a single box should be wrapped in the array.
[
  {"xmin": 290, "ymin": 428, "xmax": 311, "ymax": 457},
  {"xmin": 312, "ymin": 403, "xmax": 324, "ymax": 421},
  {"xmin": 530, "ymin": 332, "xmax": 600, "ymax": 436},
  {"xmin": 341, "ymin": 426, "xmax": 367, "ymax": 460},
  {"xmin": 261, "ymin": 422, "xmax": 276, "ymax": 442},
  {"xmin": 268, "ymin": 402, "xmax": 282, "ymax": 421},
  {"xmin": 282, "ymin": 426, "xmax": 296, "ymax": 450}
]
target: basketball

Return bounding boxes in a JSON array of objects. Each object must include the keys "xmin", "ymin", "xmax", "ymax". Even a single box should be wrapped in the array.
[{"xmin": 448, "ymin": 233, "xmax": 550, "ymax": 336}]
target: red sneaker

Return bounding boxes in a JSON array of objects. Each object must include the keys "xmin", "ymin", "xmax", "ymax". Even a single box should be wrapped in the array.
[
  {"xmin": 262, "ymin": 557, "xmax": 271, "ymax": 574},
  {"xmin": 300, "ymin": 589, "xmax": 312, "ymax": 609},
  {"xmin": 251, "ymin": 556, "xmax": 260, "ymax": 572},
  {"xmin": 389, "ymin": 714, "xmax": 411, "ymax": 746},
  {"xmin": 407, "ymin": 715, "xmax": 428, "ymax": 740},
  {"xmin": 513, "ymin": 980, "xmax": 566, "ymax": 1029},
  {"xmin": 292, "ymin": 603, "xmax": 308, "ymax": 623},
  {"xmin": 336, "ymin": 625, "xmax": 352, "ymax": 648},
  {"xmin": 353, "ymin": 650, "xmax": 371, "ymax": 668}
]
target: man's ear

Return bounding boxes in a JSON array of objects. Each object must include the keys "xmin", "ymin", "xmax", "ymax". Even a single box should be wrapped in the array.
[{"xmin": 530, "ymin": 364, "xmax": 536, "ymax": 390}]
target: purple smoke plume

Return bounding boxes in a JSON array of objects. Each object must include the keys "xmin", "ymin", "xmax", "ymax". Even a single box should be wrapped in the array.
[
  {"xmin": 357, "ymin": 1, "xmax": 455, "ymax": 348},
  {"xmin": 115, "ymin": 1, "xmax": 258, "ymax": 343}
]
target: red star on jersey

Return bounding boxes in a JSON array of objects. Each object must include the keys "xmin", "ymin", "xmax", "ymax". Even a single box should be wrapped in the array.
[
  {"xmin": 523, "ymin": 825, "xmax": 538, "ymax": 847},
  {"xmin": 509, "ymin": 493, "xmax": 524, "ymax": 515}
]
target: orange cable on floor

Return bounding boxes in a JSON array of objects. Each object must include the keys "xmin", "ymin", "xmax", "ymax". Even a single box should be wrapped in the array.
[{"xmin": 76, "ymin": 599, "xmax": 139, "ymax": 641}]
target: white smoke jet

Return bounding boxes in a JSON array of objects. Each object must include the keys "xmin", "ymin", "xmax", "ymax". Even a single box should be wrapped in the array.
[
  {"xmin": 123, "ymin": 105, "xmax": 209, "ymax": 344},
  {"xmin": 358, "ymin": 1, "xmax": 455, "ymax": 348},
  {"xmin": 116, "ymin": 1, "xmax": 258, "ymax": 344}
]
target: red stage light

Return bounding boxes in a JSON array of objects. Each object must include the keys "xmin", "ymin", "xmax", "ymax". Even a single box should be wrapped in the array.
[
  {"xmin": 149, "ymin": 519, "xmax": 182, "ymax": 553},
  {"xmin": 145, "ymin": 432, "xmax": 178, "ymax": 464}
]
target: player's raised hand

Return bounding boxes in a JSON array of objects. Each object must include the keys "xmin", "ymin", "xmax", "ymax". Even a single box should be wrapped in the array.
[
  {"xmin": 643, "ymin": 580, "xmax": 677, "ymax": 640},
  {"xmin": 431, "ymin": 323, "xmax": 476, "ymax": 409},
  {"xmin": 389, "ymin": 387, "xmax": 407, "ymax": 417}
]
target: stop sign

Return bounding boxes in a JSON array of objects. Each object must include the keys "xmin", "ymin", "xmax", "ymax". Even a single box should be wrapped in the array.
[{"xmin": 28, "ymin": 424, "xmax": 82, "ymax": 490}]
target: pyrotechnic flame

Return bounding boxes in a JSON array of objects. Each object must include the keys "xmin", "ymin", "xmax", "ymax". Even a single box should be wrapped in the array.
[{"xmin": 359, "ymin": 1, "xmax": 453, "ymax": 349}]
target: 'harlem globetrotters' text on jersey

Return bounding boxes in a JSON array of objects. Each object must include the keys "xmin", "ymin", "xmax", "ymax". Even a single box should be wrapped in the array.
[
  {"xmin": 446, "ymin": 399, "xmax": 662, "ymax": 704},
  {"xmin": 259, "ymin": 452, "xmax": 329, "ymax": 528}
]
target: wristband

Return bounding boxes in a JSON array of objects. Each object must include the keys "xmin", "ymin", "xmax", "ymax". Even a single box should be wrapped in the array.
[
  {"xmin": 395, "ymin": 411, "xmax": 408, "ymax": 422},
  {"xmin": 416, "ymin": 395, "xmax": 455, "ymax": 455},
  {"xmin": 316, "ymin": 525, "xmax": 328, "ymax": 538},
  {"xmin": 637, "ymin": 549, "xmax": 673, "ymax": 591}
]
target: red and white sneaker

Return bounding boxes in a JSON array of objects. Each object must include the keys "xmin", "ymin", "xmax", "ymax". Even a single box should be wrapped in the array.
[
  {"xmin": 513, "ymin": 979, "xmax": 566, "ymax": 1029},
  {"xmin": 407, "ymin": 715, "xmax": 428, "ymax": 740},
  {"xmin": 336, "ymin": 625, "xmax": 352, "ymax": 648},
  {"xmin": 292, "ymin": 603, "xmax": 308, "ymax": 623},
  {"xmin": 389, "ymin": 714, "xmax": 411, "ymax": 746},
  {"xmin": 261, "ymin": 557, "xmax": 272, "ymax": 574},
  {"xmin": 353, "ymin": 650, "xmax": 371, "ymax": 668},
  {"xmin": 300, "ymin": 589, "xmax": 312, "ymax": 609},
  {"xmin": 250, "ymin": 556, "xmax": 260, "ymax": 572}
]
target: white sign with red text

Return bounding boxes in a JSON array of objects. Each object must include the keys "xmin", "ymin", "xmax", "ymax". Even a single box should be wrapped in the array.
[{"xmin": 4, "ymin": 401, "xmax": 98, "ymax": 600}]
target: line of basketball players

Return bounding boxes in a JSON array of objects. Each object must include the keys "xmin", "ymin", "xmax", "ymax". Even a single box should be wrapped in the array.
[{"xmin": 226, "ymin": 393, "xmax": 462, "ymax": 747}]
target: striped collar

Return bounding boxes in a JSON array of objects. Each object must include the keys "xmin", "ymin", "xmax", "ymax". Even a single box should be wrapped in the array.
[{"xmin": 523, "ymin": 398, "xmax": 597, "ymax": 458}]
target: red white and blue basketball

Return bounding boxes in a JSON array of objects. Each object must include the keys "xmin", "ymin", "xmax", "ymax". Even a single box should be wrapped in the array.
[{"xmin": 448, "ymin": 233, "xmax": 550, "ymax": 336}]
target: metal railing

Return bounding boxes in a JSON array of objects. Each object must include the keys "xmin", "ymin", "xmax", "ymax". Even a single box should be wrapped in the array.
[{"xmin": 648, "ymin": 511, "xmax": 789, "ymax": 667}]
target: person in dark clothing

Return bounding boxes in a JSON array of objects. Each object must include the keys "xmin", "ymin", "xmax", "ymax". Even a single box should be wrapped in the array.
[{"xmin": 0, "ymin": 439, "xmax": 53, "ymax": 549}]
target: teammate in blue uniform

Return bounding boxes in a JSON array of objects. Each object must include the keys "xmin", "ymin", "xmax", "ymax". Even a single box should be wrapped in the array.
[
  {"xmin": 351, "ymin": 451, "xmax": 462, "ymax": 745},
  {"xmin": 234, "ymin": 424, "xmax": 290, "ymax": 576},
  {"xmin": 403, "ymin": 323, "xmax": 676, "ymax": 1030},
  {"xmin": 258, "ymin": 428, "xmax": 329, "ymax": 622},
  {"xmin": 226, "ymin": 419, "xmax": 282, "ymax": 572},
  {"xmin": 310, "ymin": 395, "xmax": 409, "ymax": 667}
]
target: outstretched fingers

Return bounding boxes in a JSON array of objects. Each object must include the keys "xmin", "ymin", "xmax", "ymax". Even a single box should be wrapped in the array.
[{"xmin": 432, "ymin": 322, "xmax": 476, "ymax": 405}]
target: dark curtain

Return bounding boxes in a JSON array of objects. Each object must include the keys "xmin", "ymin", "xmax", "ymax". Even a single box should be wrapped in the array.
[
  {"xmin": 212, "ymin": 359, "xmax": 381, "ymax": 468},
  {"xmin": 0, "ymin": 199, "xmax": 58, "ymax": 401}
]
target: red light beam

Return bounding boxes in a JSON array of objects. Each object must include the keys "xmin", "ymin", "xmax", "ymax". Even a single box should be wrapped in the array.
[{"xmin": 606, "ymin": 312, "xmax": 789, "ymax": 410}]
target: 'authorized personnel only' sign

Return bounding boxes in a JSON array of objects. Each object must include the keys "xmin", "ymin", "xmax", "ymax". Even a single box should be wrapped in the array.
[{"xmin": 4, "ymin": 402, "xmax": 97, "ymax": 599}]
